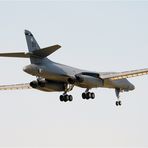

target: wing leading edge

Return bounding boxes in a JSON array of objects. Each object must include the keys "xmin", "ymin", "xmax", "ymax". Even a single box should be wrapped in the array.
[
  {"xmin": 100, "ymin": 68, "xmax": 148, "ymax": 80},
  {"xmin": 0, "ymin": 83, "xmax": 31, "ymax": 90}
]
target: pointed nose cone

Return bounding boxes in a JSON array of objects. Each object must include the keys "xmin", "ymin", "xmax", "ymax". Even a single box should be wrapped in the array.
[
  {"xmin": 130, "ymin": 84, "xmax": 135, "ymax": 90},
  {"xmin": 23, "ymin": 66, "xmax": 27, "ymax": 72},
  {"xmin": 23, "ymin": 65, "xmax": 32, "ymax": 74},
  {"xmin": 23, "ymin": 64, "xmax": 41, "ymax": 76}
]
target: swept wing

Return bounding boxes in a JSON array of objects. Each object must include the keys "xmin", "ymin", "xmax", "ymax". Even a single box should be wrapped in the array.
[
  {"xmin": 100, "ymin": 68, "xmax": 148, "ymax": 80},
  {"xmin": 0, "ymin": 83, "xmax": 31, "ymax": 90}
]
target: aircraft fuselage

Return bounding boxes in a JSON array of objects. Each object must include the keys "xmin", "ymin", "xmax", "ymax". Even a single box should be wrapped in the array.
[{"xmin": 23, "ymin": 58, "xmax": 135, "ymax": 91}]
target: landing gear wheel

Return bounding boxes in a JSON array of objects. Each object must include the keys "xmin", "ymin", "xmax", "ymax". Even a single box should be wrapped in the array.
[
  {"xmin": 82, "ymin": 93, "xmax": 86, "ymax": 99},
  {"xmin": 116, "ymin": 101, "xmax": 119, "ymax": 106},
  {"xmin": 82, "ymin": 91, "xmax": 95, "ymax": 100},
  {"xmin": 59, "ymin": 94, "xmax": 73, "ymax": 102},
  {"xmin": 60, "ymin": 95, "xmax": 64, "ymax": 101},
  {"xmin": 115, "ymin": 101, "xmax": 122, "ymax": 106},
  {"xmin": 68, "ymin": 95, "xmax": 73, "ymax": 101},
  {"xmin": 86, "ymin": 92, "xmax": 91, "ymax": 100},
  {"xmin": 119, "ymin": 100, "xmax": 122, "ymax": 106},
  {"xmin": 91, "ymin": 93, "xmax": 95, "ymax": 99},
  {"xmin": 63, "ymin": 95, "xmax": 69, "ymax": 102}
]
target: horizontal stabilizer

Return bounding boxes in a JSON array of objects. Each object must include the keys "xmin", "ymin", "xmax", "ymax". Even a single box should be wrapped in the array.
[
  {"xmin": 0, "ymin": 44, "xmax": 61, "ymax": 58},
  {"xmin": 33, "ymin": 44, "xmax": 61, "ymax": 58},
  {"xmin": 0, "ymin": 52, "xmax": 32, "ymax": 58}
]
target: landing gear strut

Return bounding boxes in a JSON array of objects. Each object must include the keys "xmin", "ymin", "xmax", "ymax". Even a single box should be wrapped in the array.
[
  {"xmin": 82, "ymin": 89, "xmax": 95, "ymax": 100},
  {"xmin": 59, "ymin": 84, "xmax": 74, "ymax": 102},
  {"xmin": 115, "ymin": 88, "xmax": 122, "ymax": 106}
]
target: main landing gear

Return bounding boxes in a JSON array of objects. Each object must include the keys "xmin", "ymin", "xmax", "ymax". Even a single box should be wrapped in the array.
[
  {"xmin": 60, "ymin": 94, "xmax": 73, "ymax": 102},
  {"xmin": 115, "ymin": 88, "xmax": 122, "ymax": 106},
  {"xmin": 59, "ymin": 86, "xmax": 96, "ymax": 102},
  {"xmin": 59, "ymin": 84, "xmax": 74, "ymax": 102},
  {"xmin": 82, "ymin": 89, "xmax": 95, "ymax": 100}
]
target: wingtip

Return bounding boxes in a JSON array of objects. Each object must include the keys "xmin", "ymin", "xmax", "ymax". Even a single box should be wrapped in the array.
[{"xmin": 57, "ymin": 44, "xmax": 62, "ymax": 48}]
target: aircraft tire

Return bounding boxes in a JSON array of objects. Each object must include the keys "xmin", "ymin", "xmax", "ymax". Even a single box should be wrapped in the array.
[
  {"xmin": 86, "ymin": 92, "xmax": 90, "ymax": 99},
  {"xmin": 82, "ymin": 93, "xmax": 86, "ymax": 99},
  {"xmin": 119, "ymin": 101, "xmax": 122, "ymax": 106},
  {"xmin": 68, "ymin": 95, "xmax": 73, "ymax": 101},
  {"xmin": 115, "ymin": 101, "xmax": 122, "ymax": 106},
  {"xmin": 115, "ymin": 101, "xmax": 119, "ymax": 106},
  {"xmin": 91, "ymin": 93, "xmax": 95, "ymax": 99},
  {"xmin": 63, "ymin": 95, "xmax": 68, "ymax": 102},
  {"xmin": 60, "ymin": 95, "xmax": 64, "ymax": 101}
]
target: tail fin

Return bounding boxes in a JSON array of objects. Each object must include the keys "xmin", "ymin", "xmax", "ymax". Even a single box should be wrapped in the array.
[
  {"xmin": 24, "ymin": 30, "xmax": 40, "ymax": 52},
  {"xmin": 0, "ymin": 30, "xmax": 61, "ymax": 64},
  {"xmin": 25, "ymin": 30, "xmax": 41, "ymax": 64}
]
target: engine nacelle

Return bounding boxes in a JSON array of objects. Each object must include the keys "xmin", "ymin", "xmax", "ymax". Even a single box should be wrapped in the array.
[
  {"xmin": 30, "ymin": 81, "xmax": 38, "ymax": 88},
  {"xmin": 30, "ymin": 80, "xmax": 65, "ymax": 92},
  {"xmin": 75, "ymin": 75, "xmax": 103, "ymax": 88}
]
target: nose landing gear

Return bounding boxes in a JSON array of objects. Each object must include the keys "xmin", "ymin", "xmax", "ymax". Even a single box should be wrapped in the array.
[{"xmin": 115, "ymin": 88, "xmax": 122, "ymax": 106}]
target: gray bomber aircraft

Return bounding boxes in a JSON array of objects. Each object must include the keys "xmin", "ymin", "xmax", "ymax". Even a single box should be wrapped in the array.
[{"xmin": 0, "ymin": 30, "xmax": 147, "ymax": 106}]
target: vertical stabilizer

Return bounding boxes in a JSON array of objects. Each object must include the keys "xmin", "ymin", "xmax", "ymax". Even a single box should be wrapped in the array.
[
  {"xmin": 24, "ymin": 30, "xmax": 41, "ymax": 64},
  {"xmin": 25, "ymin": 30, "xmax": 40, "ymax": 52}
]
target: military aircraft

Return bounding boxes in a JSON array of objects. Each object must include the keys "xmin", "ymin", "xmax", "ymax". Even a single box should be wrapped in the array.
[{"xmin": 0, "ymin": 30, "xmax": 147, "ymax": 106}]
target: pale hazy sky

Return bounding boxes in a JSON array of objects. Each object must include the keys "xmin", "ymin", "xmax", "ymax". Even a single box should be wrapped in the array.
[{"xmin": 0, "ymin": 1, "xmax": 148, "ymax": 147}]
